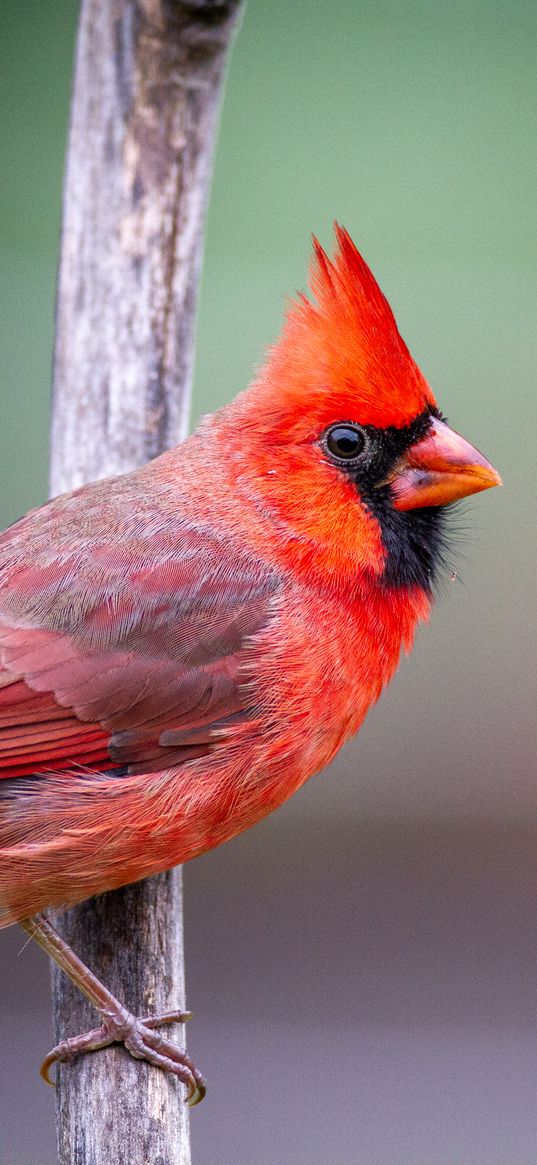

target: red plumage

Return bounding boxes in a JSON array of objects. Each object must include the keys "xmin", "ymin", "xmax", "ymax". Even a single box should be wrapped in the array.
[{"xmin": 0, "ymin": 228, "xmax": 499, "ymax": 928}]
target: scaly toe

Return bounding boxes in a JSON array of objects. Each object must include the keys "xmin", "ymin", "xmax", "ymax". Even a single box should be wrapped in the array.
[
  {"xmin": 123, "ymin": 1018, "xmax": 206, "ymax": 1103},
  {"xmin": 40, "ymin": 1022, "xmax": 117, "ymax": 1085},
  {"xmin": 141, "ymin": 1009, "xmax": 193, "ymax": 1028}
]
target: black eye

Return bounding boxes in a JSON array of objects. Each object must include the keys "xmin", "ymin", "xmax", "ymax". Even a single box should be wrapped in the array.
[{"xmin": 325, "ymin": 424, "xmax": 367, "ymax": 462}]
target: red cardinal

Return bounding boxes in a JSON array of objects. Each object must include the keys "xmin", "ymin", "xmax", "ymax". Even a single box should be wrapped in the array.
[{"xmin": 0, "ymin": 227, "xmax": 500, "ymax": 1101}]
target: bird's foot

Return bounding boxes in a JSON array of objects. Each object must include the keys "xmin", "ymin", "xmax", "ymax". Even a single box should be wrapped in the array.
[{"xmin": 41, "ymin": 1007, "xmax": 206, "ymax": 1105}]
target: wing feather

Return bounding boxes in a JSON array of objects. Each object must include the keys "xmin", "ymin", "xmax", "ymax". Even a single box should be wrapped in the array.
[{"xmin": 0, "ymin": 481, "xmax": 277, "ymax": 779}]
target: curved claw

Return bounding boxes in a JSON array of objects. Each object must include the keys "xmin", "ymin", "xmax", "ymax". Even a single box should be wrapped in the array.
[
  {"xmin": 40, "ymin": 1024, "xmax": 117, "ymax": 1086},
  {"xmin": 188, "ymin": 1077, "xmax": 207, "ymax": 1107},
  {"xmin": 40, "ymin": 1009, "xmax": 205, "ymax": 1104}
]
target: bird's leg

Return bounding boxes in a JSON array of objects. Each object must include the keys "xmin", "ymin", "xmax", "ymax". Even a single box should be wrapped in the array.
[{"xmin": 19, "ymin": 913, "xmax": 206, "ymax": 1105}]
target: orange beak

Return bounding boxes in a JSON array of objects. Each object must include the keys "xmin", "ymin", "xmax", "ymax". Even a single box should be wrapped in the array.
[{"xmin": 390, "ymin": 418, "xmax": 502, "ymax": 511}]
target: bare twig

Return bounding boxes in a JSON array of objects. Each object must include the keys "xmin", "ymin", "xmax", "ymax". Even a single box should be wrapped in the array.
[{"xmin": 49, "ymin": 2, "xmax": 243, "ymax": 1162}]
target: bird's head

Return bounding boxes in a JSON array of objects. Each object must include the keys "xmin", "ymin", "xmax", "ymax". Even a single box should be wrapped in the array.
[{"xmin": 216, "ymin": 226, "xmax": 501, "ymax": 592}]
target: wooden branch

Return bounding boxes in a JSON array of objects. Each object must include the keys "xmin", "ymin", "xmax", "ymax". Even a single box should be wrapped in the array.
[{"xmin": 49, "ymin": 2, "xmax": 243, "ymax": 1162}]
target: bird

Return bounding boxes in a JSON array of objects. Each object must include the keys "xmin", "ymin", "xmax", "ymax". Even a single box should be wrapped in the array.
[{"xmin": 0, "ymin": 226, "xmax": 500, "ymax": 1102}]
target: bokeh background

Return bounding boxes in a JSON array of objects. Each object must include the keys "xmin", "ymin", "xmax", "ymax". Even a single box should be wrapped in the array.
[{"xmin": 1, "ymin": 2, "xmax": 536, "ymax": 1162}]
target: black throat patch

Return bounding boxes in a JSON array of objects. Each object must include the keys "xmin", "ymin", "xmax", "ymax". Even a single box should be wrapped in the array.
[{"xmin": 342, "ymin": 408, "xmax": 449, "ymax": 592}]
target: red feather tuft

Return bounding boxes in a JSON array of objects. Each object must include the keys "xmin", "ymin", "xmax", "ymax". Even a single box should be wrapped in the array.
[{"xmin": 239, "ymin": 224, "xmax": 436, "ymax": 435}]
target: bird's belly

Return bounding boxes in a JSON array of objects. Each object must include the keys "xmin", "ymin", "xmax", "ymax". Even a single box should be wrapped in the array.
[{"xmin": 0, "ymin": 584, "xmax": 426, "ymax": 923}]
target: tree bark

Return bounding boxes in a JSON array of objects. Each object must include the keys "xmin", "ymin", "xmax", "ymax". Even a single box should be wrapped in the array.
[{"xmin": 49, "ymin": 2, "xmax": 243, "ymax": 1162}]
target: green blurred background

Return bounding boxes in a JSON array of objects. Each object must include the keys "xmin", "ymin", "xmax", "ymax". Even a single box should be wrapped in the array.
[{"xmin": 1, "ymin": 2, "xmax": 536, "ymax": 1163}]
